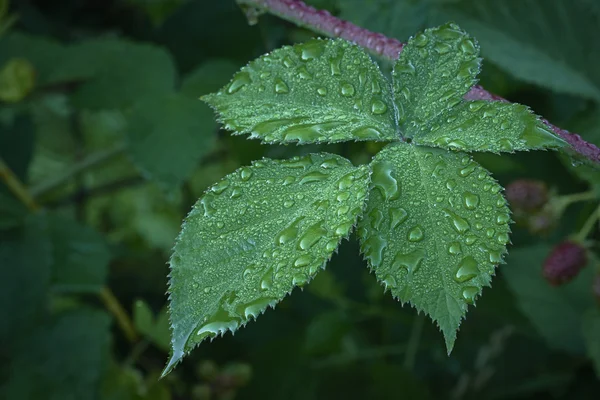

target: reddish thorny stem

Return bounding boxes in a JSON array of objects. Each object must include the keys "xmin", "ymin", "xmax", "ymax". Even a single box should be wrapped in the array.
[{"xmin": 238, "ymin": 0, "xmax": 600, "ymax": 165}]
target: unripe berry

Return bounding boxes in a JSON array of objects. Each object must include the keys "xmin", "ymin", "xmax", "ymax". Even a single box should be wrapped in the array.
[
  {"xmin": 542, "ymin": 241, "xmax": 587, "ymax": 286},
  {"xmin": 506, "ymin": 179, "xmax": 548, "ymax": 211}
]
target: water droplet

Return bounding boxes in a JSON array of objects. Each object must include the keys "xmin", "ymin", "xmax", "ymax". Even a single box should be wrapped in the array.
[
  {"xmin": 230, "ymin": 188, "xmax": 242, "ymax": 199},
  {"xmin": 486, "ymin": 228, "xmax": 495, "ymax": 238},
  {"xmin": 282, "ymin": 56, "xmax": 294, "ymax": 68},
  {"xmin": 200, "ymin": 195, "xmax": 216, "ymax": 217},
  {"xmin": 371, "ymin": 99, "xmax": 388, "ymax": 115},
  {"xmin": 300, "ymin": 171, "xmax": 329, "ymax": 184},
  {"xmin": 443, "ymin": 208, "xmax": 470, "ymax": 233},
  {"xmin": 341, "ymin": 82, "xmax": 355, "ymax": 97},
  {"xmin": 336, "ymin": 192, "xmax": 350, "ymax": 202},
  {"xmin": 363, "ymin": 234, "xmax": 387, "ymax": 267},
  {"xmin": 274, "ymin": 78, "xmax": 289, "ymax": 94},
  {"xmin": 204, "ymin": 287, "xmax": 211, "ymax": 294},
  {"xmin": 446, "ymin": 180, "xmax": 457, "ymax": 191},
  {"xmin": 496, "ymin": 214, "xmax": 510, "ymax": 225},
  {"xmin": 243, "ymin": 265, "xmax": 257, "ymax": 281},
  {"xmin": 464, "ymin": 235, "xmax": 477, "ymax": 245},
  {"xmin": 412, "ymin": 33, "xmax": 429, "ymax": 47},
  {"xmin": 460, "ymin": 39, "xmax": 476, "ymax": 55},
  {"xmin": 434, "ymin": 42, "xmax": 452, "ymax": 54},
  {"xmin": 437, "ymin": 25, "xmax": 463, "ymax": 41},
  {"xmin": 337, "ymin": 172, "xmax": 355, "ymax": 190},
  {"xmin": 283, "ymin": 176, "xmax": 295, "ymax": 185},
  {"xmin": 352, "ymin": 126, "xmax": 383, "ymax": 139},
  {"xmin": 335, "ymin": 222, "xmax": 353, "ymax": 236},
  {"xmin": 448, "ymin": 242, "xmax": 462, "ymax": 255},
  {"xmin": 408, "ymin": 226, "xmax": 424, "ymax": 242},
  {"xmin": 297, "ymin": 65, "xmax": 312, "ymax": 79},
  {"xmin": 454, "ymin": 256, "xmax": 479, "ymax": 283},
  {"xmin": 389, "ymin": 207, "xmax": 408, "ymax": 230},
  {"xmin": 326, "ymin": 239, "xmax": 338, "ymax": 252},
  {"xmin": 497, "ymin": 233, "xmax": 509, "ymax": 244},
  {"xmin": 260, "ymin": 269, "xmax": 274, "ymax": 290},
  {"xmin": 240, "ymin": 167, "xmax": 253, "ymax": 181},
  {"xmin": 371, "ymin": 80, "xmax": 382, "ymax": 94},
  {"xmin": 275, "ymin": 217, "xmax": 303, "ymax": 245},
  {"xmin": 212, "ymin": 179, "xmax": 230, "ymax": 194},
  {"xmin": 382, "ymin": 274, "xmax": 397, "ymax": 289},
  {"xmin": 372, "ymin": 161, "xmax": 400, "ymax": 201},
  {"xmin": 392, "ymin": 249, "xmax": 425, "ymax": 274},
  {"xmin": 396, "ymin": 60, "xmax": 416, "ymax": 75},
  {"xmin": 238, "ymin": 298, "xmax": 277, "ymax": 319},
  {"xmin": 216, "ymin": 221, "xmax": 224, "ymax": 229},
  {"xmin": 337, "ymin": 205, "xmax": 350, "ymax": 217},
  {"xmin": 283, "ymin": 200, "xmax": 294, "ymax": 208},
  {"xmin": 459, "ymin": 164, "xmax": 476, "ymax": 177},
  {"xmin": 330, "ymin": 53, "xmax": 342, "ymax": 76},
  {"xmin": 489, "ymin": 250, "xmax": 502, "ymax": 263},
  {"xmin": 369, "ymin": 208, "xmax": 384, "ymax": 230},
  {"xmin": 317, "ymin": 87, "xmax": 327, "ymax": 96},
  {"xmin": 432, "ymin": 161, "xmax": 446, "ymax": 178},
  {"xmin": 227, "ymin": 71, "xmax": 251, "ymax": 94},
  {"xmin": 462, "ymin": 286, "xmax": 478, "ymax": 304},
  {"xmin": 299, "ymin": 40, "xmax": 325, "ymax": 61},
  {"xmin": 463, "ymin": 192, "xmax": 480, "ymax": 210},
  {"xmin": 294, "ymin": 254, "xmax": 312, "ymax": 268}
]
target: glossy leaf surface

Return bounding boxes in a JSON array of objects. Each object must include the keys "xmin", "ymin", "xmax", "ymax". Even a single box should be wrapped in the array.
[
  {"xmin": 393, "ymin": 23, "xmax": 480, "ymax": 137},
  {"xmin": 358, "ymin": 143, "xmax": 510, "ymax": 350},
  {"xmin": 414, "ymin": 101, "xmax": 566, "ymax": 152},
  {"xmin": 165, "ymin": 153, "xmax": 370, "ymax": 373},
  {"xmin": 203, "ymin": 39, "xmax": 398, "ymax": 144}
]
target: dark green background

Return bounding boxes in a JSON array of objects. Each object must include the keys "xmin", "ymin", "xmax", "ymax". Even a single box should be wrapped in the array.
[{"xmin": 1, "ymin": 0, "xmax": 599, "ymax": 399}]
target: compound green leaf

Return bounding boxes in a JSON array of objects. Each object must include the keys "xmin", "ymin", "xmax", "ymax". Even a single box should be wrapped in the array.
[
  {"xmin": 358, "ymin": 143, "xmax": 510, "ymax": 351},
  {"xmin": 126, "ymin": 93, "xmax": 217, "ymax": 189},
  {"xmin": 165, "ymin": 153, "xmax": 370, "ymax": 373},
  {"xmin": 393, "ymin": 23, "xmax": 481, "ymax": 137},
  {"xmin": 583, "ymin": 308, "xmax": 600, "ymax": 378},
  {"xmin": 413, "ymin": 101, "xmax": 566, "ymax": 152},
  {"xmin": 203, "ymin": 39, "xmax": 398, "ymax": 144}
]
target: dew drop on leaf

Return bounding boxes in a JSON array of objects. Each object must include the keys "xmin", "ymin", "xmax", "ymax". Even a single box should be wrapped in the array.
[
  {"xmin": 227, "ymin": 71, "xmax": 251, "ymax": 94},
  {"xmin": 408, "ymin": 226, "xmax": 424, "ymax": 242},
  {"xmin": 372, "ymin": 161, "xmax": 400, "ymax": 201},
  {"xmin": 341, "ymin": 82, "xmax": 355, "ymax": 97},
  {"xmin": 462, "ymin": 286, "xmax": 478, "ymax": 304},
  {"xmin": 371, "ymin": 99, "xmax": 388, "ymax": 115},
  {"xmin": 463, "ymin": 192, "xmax": 480, "ymax": 210},
  {"xmin": 274, "ymin": 78, "xmax": 289, "ymax": 94},
  {"xmin": 454, "ymin": 256, "xmax": 479, "ymax": 283},
  {"xmin": 392, "ymin": 249, "xmax": 425, "ymax": 274},
  {"xmin": 443, "ymin": 208, "xmax": 470, "ymax": 233}
]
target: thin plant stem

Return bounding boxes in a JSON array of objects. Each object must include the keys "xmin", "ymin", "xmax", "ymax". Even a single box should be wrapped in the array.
[
  {"xmin": 100, "ymin": 286, "xmax": 139, "ymax": 343},
  {"xmin": 0, "ymin": 156, "xmax": 40, "ymax": 211},
  {"xmin": 0, "ymin": 156, "xmax": 138, "ymax": 343},
  {"xmin": 30, "ymin": 142, "xmax": 128, "ymax": 198},
  {"xmin": 573, "ymin": 203, "xmax": 600, "ymax": 243}
]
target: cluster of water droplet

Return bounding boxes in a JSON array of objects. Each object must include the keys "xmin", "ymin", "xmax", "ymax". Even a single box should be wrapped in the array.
[
  {"xmin": 359, "ymin": 144, "xmax": 510, "ymax": 310},
  {"xmin": 393, "ymin": 23, "xmax": 480, "ymax": 137},
  {"xmin": 207, "ymin": 38, "xmax": 397, "ymax": 144},
  {"xmin": 170, "ymin": 153, "xmax": 370, "ymax": 357}
]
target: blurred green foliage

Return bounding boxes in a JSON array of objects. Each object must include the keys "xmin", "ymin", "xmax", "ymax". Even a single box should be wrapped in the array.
[{"xmin": 0, "ymin": 0, "xmax": 599, "ymax": 399}]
